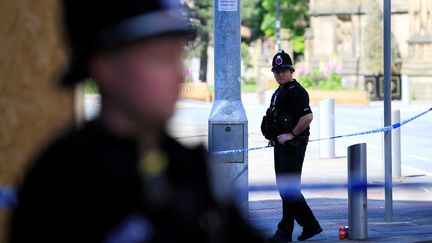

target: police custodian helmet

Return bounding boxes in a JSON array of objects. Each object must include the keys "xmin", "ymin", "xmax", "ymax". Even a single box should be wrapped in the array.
[
  {"xmin": 61, "ymin": 0, "xmax": 195, "ymax": 86},
  {"xmin": 271, "ymin": 49, "xmax": 294, "ymax": 73}
]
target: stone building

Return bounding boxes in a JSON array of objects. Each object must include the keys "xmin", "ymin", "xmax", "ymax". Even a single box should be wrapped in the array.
[{"xmin": 307, "ymin": 0, "xmax": 432, "ymax": 100}]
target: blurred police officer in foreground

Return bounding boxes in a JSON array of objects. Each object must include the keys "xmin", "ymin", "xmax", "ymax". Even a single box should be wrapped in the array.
[
  {"xmin": 261, "ymin": 50, "xmax": 322, "ymax": 242},
  {"xmin": 8, "ymin": 1, "xmax": 265, "ymax": 242}
]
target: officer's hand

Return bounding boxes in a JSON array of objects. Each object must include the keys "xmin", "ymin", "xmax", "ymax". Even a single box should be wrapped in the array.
[
  {"xmin": 277, "ymin": 133, "xmax": 295, "ymax": 145},
  {"xmin": 268, "ymin": 140, "xmax": 275, "ymax": 147}
]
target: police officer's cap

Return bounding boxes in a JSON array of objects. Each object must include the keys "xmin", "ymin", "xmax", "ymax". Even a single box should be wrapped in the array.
[
  {"xmin": 61, "ymin": 0, "xmax": 195, "ymax": 87},
  {"xmin": 271, "ymin": 49, "xmax": 294, "ymax": 73}
]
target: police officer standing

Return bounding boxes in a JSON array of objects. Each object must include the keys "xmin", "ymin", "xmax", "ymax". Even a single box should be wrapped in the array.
[
  {"xmin": 262, "ymin": 50, "xmax": 322, "ymax": 242},
  {"xmin": 8, "ymin": 1, "xmax": 265, "ymax": 242}
]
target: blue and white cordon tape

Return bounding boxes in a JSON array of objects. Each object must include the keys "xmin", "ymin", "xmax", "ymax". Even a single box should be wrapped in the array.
[
  {"xmin": 213, "ymin": 106, "xmax": 432, "ymax": 155},
  {"xmin": 0, "ymin": 187, "xmax": 16, "ymax": 209}
]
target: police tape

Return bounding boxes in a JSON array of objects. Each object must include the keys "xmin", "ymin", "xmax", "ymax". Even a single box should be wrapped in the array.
[
  {"xmin": 309, "ymin": 106, "xmax": 432, "ymax": 142},
  {"xmin": 247, "ymin": 181, "xmax": 432, "ymax": 192},
  {"xmin": 212, "ymin": 145, "xmax": 273, "ymax": 156},
  {"xmin": 2, "ymin": 181, "xmax": 432, "ymax": 209},
  {"xmin": 0, "ymin": 187, "xmax": 16, "ymax": 209},
  {"xmin": 212, "ymin": 106, "xmax": 432, "ymax": 155}
]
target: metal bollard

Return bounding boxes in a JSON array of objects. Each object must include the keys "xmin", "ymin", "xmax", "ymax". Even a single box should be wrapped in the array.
[
  {"xmin": 319, "ymin": 98, "xmax": 335, "ymax": 159},
  {"xmin": 381, "ymin": 110, "xmax": 402, "ymax": 179},
  {"xmin": 402, "ymin": 75, "xmax": 411, "ymax": 105},
  {"xmin": 392, "ymin": 110, "xmax": 402, "ymax": 178},
  {"xmin": 348, "ymin": 143, "xmax": 368, "ymax": 240}
]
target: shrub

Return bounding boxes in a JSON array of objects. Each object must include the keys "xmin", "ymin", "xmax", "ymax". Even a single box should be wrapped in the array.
[
  {"xmin": 296, "ymin": 58, "xmax": 343, "ymax": 90},
  {"xmin": 297, "ymin": 70, "xmax": 342, "ymax": 90}
]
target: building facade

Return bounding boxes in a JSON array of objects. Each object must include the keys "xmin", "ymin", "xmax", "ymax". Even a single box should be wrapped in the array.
[{"xmin": 307, "ymin": 0, "xmax": 432, "ymax": 99}]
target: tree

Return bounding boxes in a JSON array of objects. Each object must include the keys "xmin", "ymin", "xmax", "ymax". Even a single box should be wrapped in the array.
[
  {"xmin": 241, "ymin": 0, "xmax": 265, "ymax": 42},
  {"xmin": 363, "ymin": 0, "xmax": 383, "ymax": 74},
  {"xmin": 186, "ymin": 1, "xmax": 213, "ymax": 82},
  {"xmin": 363, "ymin": 0, "xmax": 401, "ymax": 74},
  {"xmin": 260, "ymin": 0, "xmax": 309, "ymax": 54},
  {"xmin": 186, "ymin": 0, "xmax": 267, "ymax": 82}
]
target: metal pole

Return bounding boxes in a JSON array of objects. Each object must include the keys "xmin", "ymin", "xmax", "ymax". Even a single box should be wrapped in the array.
[
  {"xmin": 402, "ymin": 75, "xmax": 411, "ymax": 105},
  {"xmin": 392, "ymin": 110, "xmax": 401, "ymax": 178},
  {"xmin": 348, "ymin": 143, "xmax": 368, "ymax": 240},
  {"xmin": 209, "ymin": 0, "xmax": 248, "ymax": 216},
  {"xmin": 276, "ymin": 0, "xmax": 281, "ymax": 50},
  {"xmin": 319, "ymin": 99, "xmax": 335, "ymax": 159},
  {"xmin": 383, "ymin": 0, "xmax": 393, "ymax": 222}
]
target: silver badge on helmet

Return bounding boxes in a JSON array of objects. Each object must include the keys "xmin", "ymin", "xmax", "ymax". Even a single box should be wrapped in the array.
[{"xmin": 275, "ymin": 55, "xmax": 283, "ymax": 65}]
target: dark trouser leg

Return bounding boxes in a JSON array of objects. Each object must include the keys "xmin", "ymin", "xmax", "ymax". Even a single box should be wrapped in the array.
[
  {"xmin": 293, "ymin": 193, "xmax": 320, "ymax": 229},
  {"xmin": 274, "ymin": 143, "xmax": 320, "ymax": 236}
]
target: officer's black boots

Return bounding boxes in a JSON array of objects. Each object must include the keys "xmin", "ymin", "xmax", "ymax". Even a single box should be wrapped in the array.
[
  {"xmin": 297, "ymin": 226, "xmax": 323, "ymax": 241},
  {"xmin": 268, "ymin": 229, "xmax": 292, "ymax": 243}
]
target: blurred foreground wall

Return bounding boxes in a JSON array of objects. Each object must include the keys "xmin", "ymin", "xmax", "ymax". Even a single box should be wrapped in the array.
[{"xmin": 0, "ymin": 0, "xmax": 75, "ymax": 241}]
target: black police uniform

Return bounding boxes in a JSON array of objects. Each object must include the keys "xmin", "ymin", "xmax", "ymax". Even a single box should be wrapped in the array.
[
  {"xmin": 262, "ymin": 50, "xmax": 321, "ymax": 241},
  {"xmin": 271, "ymin": 81, "xmax": 320, "ymax": 236},
  {"xmin": 9, "ymin": 120, "xmax": 265, "ymax": 243}
]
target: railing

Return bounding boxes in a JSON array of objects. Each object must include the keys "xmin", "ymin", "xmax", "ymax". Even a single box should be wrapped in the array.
[{"xmin": 179, "ymin": 83, "xmax": 213, "ymax": 102}]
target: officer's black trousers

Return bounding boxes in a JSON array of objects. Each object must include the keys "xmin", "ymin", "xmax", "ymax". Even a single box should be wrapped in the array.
[{"xmin": 273, "ymin": 141, "xmax": 320, "ymax": 236}]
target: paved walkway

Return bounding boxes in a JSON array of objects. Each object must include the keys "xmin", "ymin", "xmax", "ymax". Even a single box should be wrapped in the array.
[{"xmin": 250, "ymin": 198, "xmax": 432, "ymax": 242}]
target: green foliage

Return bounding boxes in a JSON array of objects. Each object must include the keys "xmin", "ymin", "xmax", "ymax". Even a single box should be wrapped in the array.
[
  {"xmin": 241, "ymin": 0, "xmax": 265, "ymax": 41},
  {"xmin": 242, "ymin": 82, "xmax": 257, "ymax": 93},
  {"xmin": 292, "ymin": 35, "xmax": 305, "ymax": 54},
  {"xmin": 189, "ymin": 1, "xmax": 213, "ymax": 34},
  {"xmin": 245, "ymin": 77, "xmax": 257, "ymax": 85},
  {"xmin": 260, "ymin": 0, "xmax": 309, "ymax": 53},
  {"xmin": 297, "ymin": 71, "xmax": 343, "ymax": 90},
  {"xmin": 185, "ymin": 1, "xmax": 213, "ymax": 58},
  {"xmin": 241, "ymin": 77, "xmax": 257, "ymax": 92},
  {"xmin": 84, "ymin": 79, "xmax": 99, "ymax": 94},
  {"xmin": 241, "ymin": 42, "xmax": 252, "ymax": 70},
  {"xmin": 185, "ymin": 1, "xmax": 213, "ymax": 82}
]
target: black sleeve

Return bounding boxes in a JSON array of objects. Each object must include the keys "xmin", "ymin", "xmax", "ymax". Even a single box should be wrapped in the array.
[
  {"xmin": 8, "ymin": 143, "xmax": 82, "ymax": 243},
  {"xmin": 189, "ymin": 144, "xmax": 266, "ymax": 242},
  {"xmin": 291, "ymin": 88, "xmax": 312, "ymax": 118}
]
